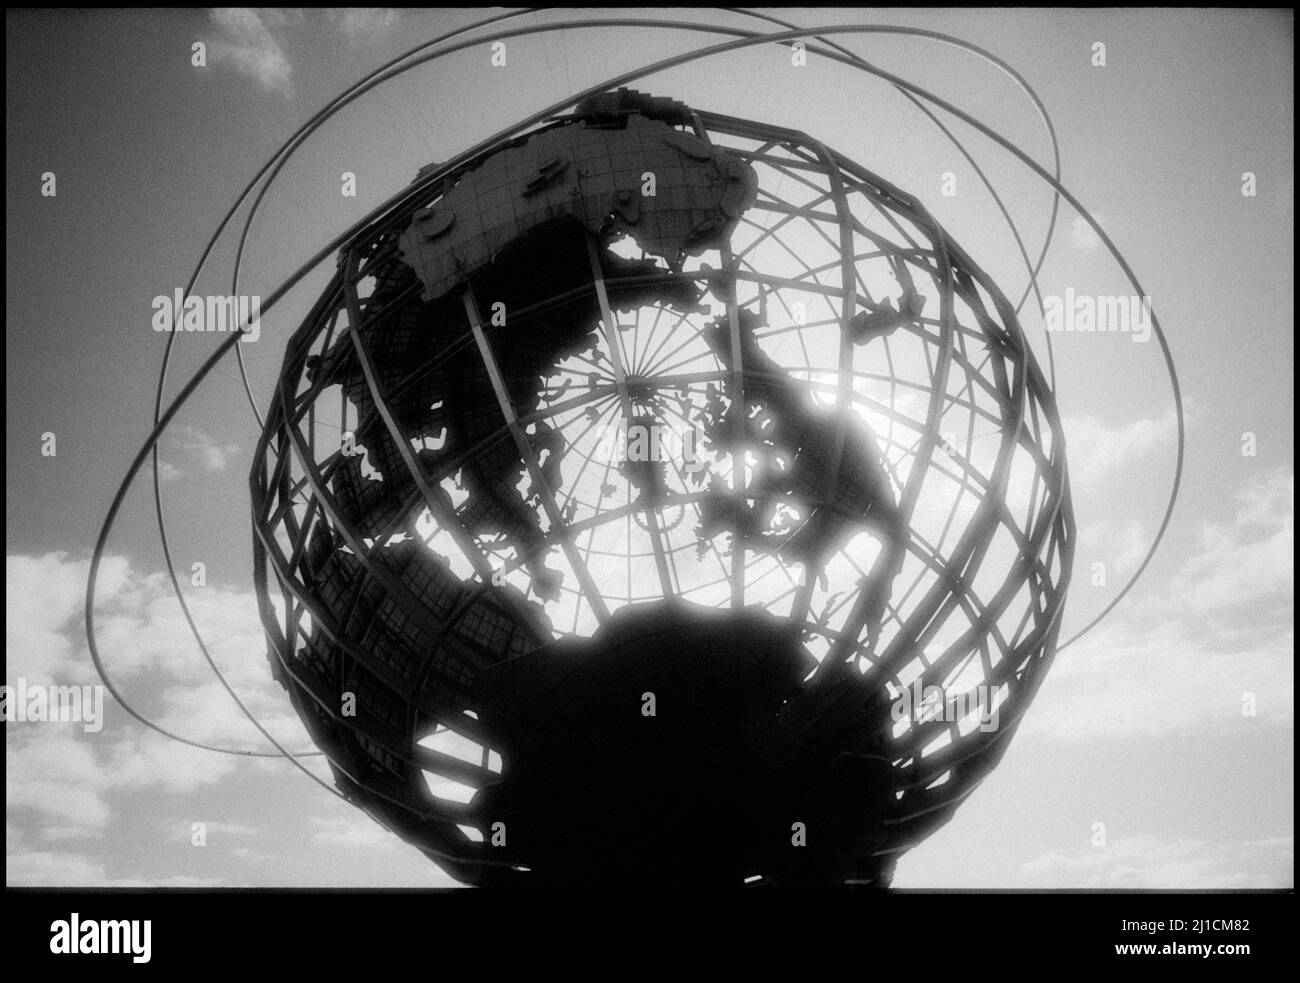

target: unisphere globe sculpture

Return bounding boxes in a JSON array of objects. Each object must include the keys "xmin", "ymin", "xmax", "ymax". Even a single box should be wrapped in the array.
[{"xmin": 251, "ymin": 88, "xmax": 1073, "ymax": 887}]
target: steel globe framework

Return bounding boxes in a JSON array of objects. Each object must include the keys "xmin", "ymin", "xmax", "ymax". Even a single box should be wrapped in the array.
[{"xmin": 250, "ymin": 89, "xmax": 1073, "ymax": 886}]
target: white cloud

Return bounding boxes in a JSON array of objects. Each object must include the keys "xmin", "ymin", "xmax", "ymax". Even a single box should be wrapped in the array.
[
  {"xmin": 1026, "ymin": 619, "xmax": 1292, "ymax": 742},
  {"xmin": 6, "ymin": 847, "xmax": 108, "ymax": 885},
  {"xmin": 310, "ymin": 814, "xmax": 402, "ymax": 850},
  {"xmin": 152, "ymin": 425, "xmax": 240, "ymax": 483},
  {"xmin": 1021, "ymin": 833, "xmax": 1292, "ymax": 889},
  {"xmin": 1026, "ymin": 468, "xmax": 1294, "ymax": 741},
  {"xmin": 1068, "ymin": 213, "xmax": 1106, "ymax": 253},
  {"xmin": 163, "ymin": 819, "xmax": 262, "ymax": 843},
  {"xmin": 261, "ymin": 9, "xmax": 305, "ymax": 28},
  {"xmin": 6, "ymin": 722, "xmax": 244, "ymax": 838},
  {"xmin": 6, "ymin": 551, "xmax": 304, "ymax": 866},
  {"xmin": 6, "ymin": 548, "xmax": 279, "ymax": 689},
  {"xmin": 6, "ymin": 727, "xmax": 111, "ymax": 832},
  {"xmin": 7, "ymin": 511, "xmax": 480, "ymax": 892},
  {"xmin": 328, "ymin": 8, "xmax": 401, "ymax": 44},
  {"xmin": 230, "ymin": 845, "xmax": 275, "ymax": 864},
  {"xmin": 7, "ymin": 552, "xmax": 119, "ymax": 683},
  {"xmin": 5, "ymin": 830, "xmax": 227, "ymax": 888},
  {"xmin": 1061, "ymin": 407, "xmax": 1180, "ymax": 488},
  {"xmin": 207, "ymin": 8, "xmax": 293, "ymax": 98},
  {"xmin": 172, "ymin": 424, "xmax": 240, "ymax": 474},
  {"xmin": 1077, "ymin": 516, "xmax": 1147, "ymax": 579},
  {"xmin": 1170, "ymin": 468, "xmax": 1293, "ymax": 617}
]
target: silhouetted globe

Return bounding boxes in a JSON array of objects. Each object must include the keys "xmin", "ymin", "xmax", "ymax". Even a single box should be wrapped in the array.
[{"xmin": 251, "ymin": 89, "xmax": 1073, "ymax": 886}]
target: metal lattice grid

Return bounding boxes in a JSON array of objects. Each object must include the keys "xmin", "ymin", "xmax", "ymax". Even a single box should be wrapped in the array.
[{"xmin": 250, "ymin": 102, "xmax": 1073, "ymax": 885}]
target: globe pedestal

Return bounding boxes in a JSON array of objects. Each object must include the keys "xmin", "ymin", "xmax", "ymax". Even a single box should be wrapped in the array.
[{"xmin": 473, "ymin": 601, "xmax": 896, "ymax": 886}]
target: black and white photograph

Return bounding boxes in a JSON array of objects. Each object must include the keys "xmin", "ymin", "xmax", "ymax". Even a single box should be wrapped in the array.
[{"xmin": 4, "ymin": 5, "xmax": 1293, "ymax": 964}]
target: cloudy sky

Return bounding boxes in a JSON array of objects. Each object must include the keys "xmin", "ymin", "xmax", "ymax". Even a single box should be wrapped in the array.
[{"xmin": 5, "ymin": 7, "xmax": 1293, "ymax": 888}]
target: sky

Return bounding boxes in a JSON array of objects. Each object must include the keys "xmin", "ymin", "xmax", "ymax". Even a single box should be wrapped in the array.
[{"xmin": 4, "ymin": 7, "xmax": 1293, "ymax": 888}]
